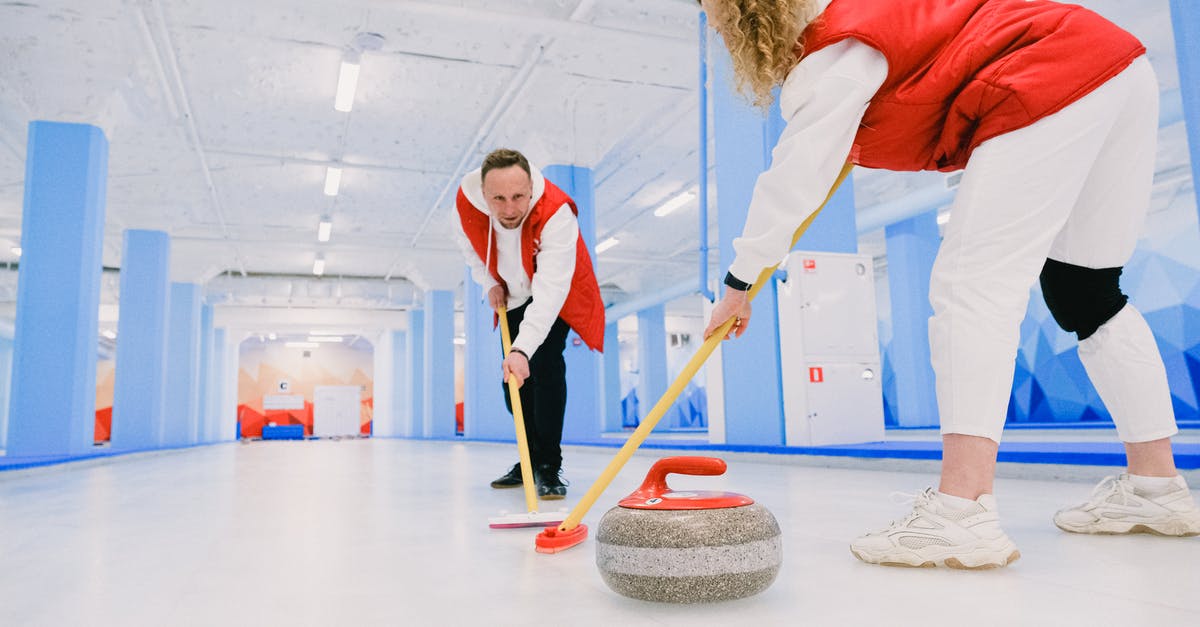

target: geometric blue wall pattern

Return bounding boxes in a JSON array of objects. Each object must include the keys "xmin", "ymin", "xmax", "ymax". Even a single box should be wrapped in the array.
[{"xmin": 876, "ymin": 182, "xmax": 1199, "ymax": 428}]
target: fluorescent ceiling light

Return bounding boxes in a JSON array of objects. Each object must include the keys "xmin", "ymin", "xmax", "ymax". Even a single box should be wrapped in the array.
[
  {"xmin": 306, "ymin": 336, "xmax": 344, "ymax": 343},
  {"xmin": 937, "ymin": 211, "xmax": 951, "ymax": 225},
  {"xmin": 101, "ymin": 329, "xmax": 116, "ymax": 340},
  {"xmin": 267, "ymin": 333, "xmax": 277, "ymax": 340},
  {"xmin": 453, "ymin": 337, "xmax": 466, "ymax": 345},
  {"xmin": 10, "ymin": 246, "xmax": 20, "ymax": 256},
  {"xmin": 595, "ymin": 237, "xmax": 620, "ymax": 254},
  {"xmin": 653, "ymin": 191, "xmax": 696, "ymax": 217},
  {"xmin": 324, "ymin": 167, "xmax": 342, "ymax": 196},
  {"xmin": 285, "ymin": 341, "xmax": 320, "ymax": 349},
  {"xmin": 334, "ymin": 61, "xmax": 360, "ymax": 112},
  {"xmin": 317, "ymin": 218, "xmax": 333, "ymax": 242},
  {"xmin": 313, "ymin": 255, "xmax": 326, "ymax": 276}
]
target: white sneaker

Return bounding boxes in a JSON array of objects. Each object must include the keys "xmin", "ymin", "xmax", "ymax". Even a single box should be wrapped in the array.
[
  {"xmin": 1054, "ymin": 474, "xmax": 1200, "ymax": 537},
  {"xmin": 850, "ymin": 488, "xmax": 1020, "ymax": 569}
]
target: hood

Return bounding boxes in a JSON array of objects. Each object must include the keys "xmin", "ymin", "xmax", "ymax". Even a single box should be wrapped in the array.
[{"xmin": 460, "ymin": 164, "xmax": 547, "ymax": 216}]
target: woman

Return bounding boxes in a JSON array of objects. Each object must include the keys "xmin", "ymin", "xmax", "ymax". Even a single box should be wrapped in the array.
[{"xmin": 701, "ymin": 0, "xmax": 1200, "ymax": 569}]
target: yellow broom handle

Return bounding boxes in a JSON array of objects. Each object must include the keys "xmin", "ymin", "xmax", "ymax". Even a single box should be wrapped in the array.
[
  {"xmin": 498, "ymin": 304, "xmax": 539, "ymax": 515},
  {"xmin": 557, "ymin": 162, "xmax": 855, "ymax": 532}
]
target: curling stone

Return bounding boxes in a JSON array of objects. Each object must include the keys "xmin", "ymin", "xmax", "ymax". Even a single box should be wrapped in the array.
[{"xmin": 596, "ymin": 456, "xmax": 781, "ymax": 603}]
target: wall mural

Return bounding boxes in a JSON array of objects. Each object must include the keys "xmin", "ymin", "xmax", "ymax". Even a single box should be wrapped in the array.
[
  {"xmin": 237, "ymin": 339, "xmax": 374, "ymax": 438},
  {"xmin": 878, "ymin": 184, "xmax": 1199, "ymax": 427}
]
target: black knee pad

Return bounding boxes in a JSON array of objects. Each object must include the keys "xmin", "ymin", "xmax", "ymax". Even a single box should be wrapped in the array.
[{"xmin": 1039, "ymin": 259, "xmax": 1128, "ymax": 341}]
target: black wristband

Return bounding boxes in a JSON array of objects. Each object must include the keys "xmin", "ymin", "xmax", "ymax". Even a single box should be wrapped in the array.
[
  {"xmin": 724, "ymin": 271, "xmax": 752, "ymax": 292},
  {"xmin": 510, "ymin": 348, "xmax": 529, "ymax": 360}
]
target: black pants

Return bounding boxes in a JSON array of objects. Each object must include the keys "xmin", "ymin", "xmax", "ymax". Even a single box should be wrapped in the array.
[{"xmin": 502, "ymin": 302, "xmax": 569, "ymax": 470}]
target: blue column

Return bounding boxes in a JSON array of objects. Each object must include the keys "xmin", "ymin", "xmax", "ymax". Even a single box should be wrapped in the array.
[
  {"xmin": 197, "ymin": 303, "xmax": 214, "ymax": 443},
  {"xmin": 422, "ymin": 291, "xmax": 454, "ymax": 438},
  {"xmin": 794, "ymin": 182, "xmax": 858, "ymax": 253},
  {"xmin": 212, "ymin": 328, "xmax": 228, "ymax": 441},
  {"xmin": 462, "ymin": 268, "xmax": 508, "ymax": 440},
  {"xmin": 602, "ymin": 321, "xmax": 622, "ymax": 432},
  {"xmin": 111, "ymin": 230, "xmax": 170, "ymax": 450},
  {"xmin": 760, "ymin": 84, "xmax": 859, "ymax": 253},
  {"xmin": 7, "ymin": 122, "xmax": 108, "ymax": 457},
  {"xmin": 637, "ymin": 305, "xmax": 669, "ymax": 430},
  {"xmin": 1171, "ymin": 0, "xmax": 1200, "ymax": 219},
  {"xmin": 710, "ymin": 37, "xmax": 786, "ymax": 445},
  {"xmin": 386, "ymin": 330, "xmax": 407, "ymax": 437},
  {"xmin": 163, "ymin": 282, "xmax": 202, "ymax": 447},
  {"xmin": 408, "ymin": 309, "xmax": 424, "ymax": 438},
  {"xmin": 0, "ymin": 335, "xmax": 13, "ymax": 451},
  {"xmin": 543, "ymin": 164, "xmax": 603, "ymax": 441},
  {"xmin": 885, "ymin": 211, "xmax": 940, "ymax": 427}
]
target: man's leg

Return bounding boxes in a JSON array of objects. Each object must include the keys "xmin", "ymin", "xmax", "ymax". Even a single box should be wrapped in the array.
[{"xmin": 527, "ymin": 318, "xmax": 569, "ymax": 498}]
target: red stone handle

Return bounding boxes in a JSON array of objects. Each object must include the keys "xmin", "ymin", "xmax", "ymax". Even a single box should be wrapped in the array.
[{"xmin": 633, "ymin": 456, "xmax": 727, "ymax": 500}]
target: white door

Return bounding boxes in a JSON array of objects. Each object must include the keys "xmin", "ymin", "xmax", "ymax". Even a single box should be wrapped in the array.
[{"xmin": 313, "ymin": 385, "xmax": 362, "ymax": 438}]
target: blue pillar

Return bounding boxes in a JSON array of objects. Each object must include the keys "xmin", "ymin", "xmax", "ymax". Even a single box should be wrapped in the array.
[
  {"xmin": 386, "ymin": 330, "xmax": 407, "ymax": 437},
  {"xmin": 760, "ymin": 85, "xmax": 859, "ymax": 253},
  {"xmin": 885, "ymin": 211, "xmax": 941, "ymax": 427},
  {"xmin": 0, "ymin": 335, "xmax": 13, "ymax": 451},
  {"xmin": 543, "ymin": 164, "xmax": 604, "ymax": 441},
  {"xmin": 462, "ymin": 267, "xmax": 508, "ymax": 440},
  {"xmin": 111, "ymin": 230, "xmax": 170, "ymax": 450},
  {"xmin": 163, "ymin": 282, "xmax": 202, "ymax": 447},
  {"xmin": 637, "ymin": 305, "xmax": 669, "ymax": 430},
  {"xmin": 710, "ymin": 37, "xmax": 786, "ymax": 445},
  {"xmin": 603, "ymin": 321, "xmax": 622, "ymax": 432},
  {"xmin": 408, "ymin": 310, "xmax": 424, "ymax": 438},
  {"xmin": 212, "ymin": 327, "xmax": 228, "ymax": 442},
  {"xmin": 422, "ymin": 291, "xmax": 454, "ymax": 438},
  {"xmin": 7, "ymin": 122, "xmax": 108, "ymax": 457},
  {"xmin": 1172, "ymin": 0, "xmax": 1200, "ymax": 219},
  {"xmin": 794, "ymin": 182, "xmax": 858, "ymax": 253},
  {"xmin": 197, "ymin": 303, "xmax": 214, "ymax": 444}
]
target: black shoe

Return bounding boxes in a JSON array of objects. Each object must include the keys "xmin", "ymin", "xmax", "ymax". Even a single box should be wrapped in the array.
[
  {"xmin": 490, "ymin": 463, "xmax": 523, "ymax": 489},
  {"xmin": 535, "ymin": 465, "xmax": 568, "ymax": 500}
]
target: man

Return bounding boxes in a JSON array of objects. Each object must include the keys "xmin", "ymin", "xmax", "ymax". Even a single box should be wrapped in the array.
[{"xmin": 454, "ymin": 148, "xmax": 604, "ymax": 499}]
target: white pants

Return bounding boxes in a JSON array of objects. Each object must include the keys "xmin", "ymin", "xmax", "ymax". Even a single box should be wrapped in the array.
[{"xmin": 930, "ymin": 56, "xmax": 1177, "ymax": 444}]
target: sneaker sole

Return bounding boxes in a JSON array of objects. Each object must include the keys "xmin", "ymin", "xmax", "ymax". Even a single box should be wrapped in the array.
[
  {"xmin": 1054, "ymin": 519, "xmax": 1200, "ymax": 537},
  {"xmin": 490, "ymin": 483, "xmax": 522, "ymax": 489},
  {"xmin": 850, "ymin": 547, "xmax": 1021, "ymax": 570},
  {"xmin": 539, "ymin": 494, "xmax": 566, "ymax": 501}
]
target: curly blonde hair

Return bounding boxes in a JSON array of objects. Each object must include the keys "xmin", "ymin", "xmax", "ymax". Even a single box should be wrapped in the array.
[{"xmin": 703, "ymin": 0, "xmax": 819, "ymax": 110}]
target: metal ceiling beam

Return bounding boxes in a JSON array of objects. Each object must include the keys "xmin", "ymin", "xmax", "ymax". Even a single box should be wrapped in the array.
[
  {"xmin": 361, "ymin": 0, "xmax": 691, "ymax": 48},
  {"xmin": 390, "ymin": 1, "xmax": 605, "ymax": 280},
  {"xmin": 144, "ymin": 0, "xmax": 247, "ymax": 276},
  {"xmin": 202, "ymin": 147, "xmax": 452, "ymax": 176},
  {"xmin": 396, "ymin": 42, "xmax": 546, "ymax": 265}
]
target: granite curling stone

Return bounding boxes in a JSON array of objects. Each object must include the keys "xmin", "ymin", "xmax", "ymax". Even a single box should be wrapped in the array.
[{"xmin": 596, "ymin": 456, "xmax": 781, "ymax": 603}]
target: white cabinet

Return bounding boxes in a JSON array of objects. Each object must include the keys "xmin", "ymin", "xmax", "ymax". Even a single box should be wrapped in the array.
[{"xmin": 776, "ymin": 252, "xmax": 884, "ymax": 446}]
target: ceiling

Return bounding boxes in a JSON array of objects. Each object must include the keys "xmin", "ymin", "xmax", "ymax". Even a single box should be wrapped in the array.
[{"xmin": 0, "ymin": 0, "xmax": 1193, "ymax": 319}]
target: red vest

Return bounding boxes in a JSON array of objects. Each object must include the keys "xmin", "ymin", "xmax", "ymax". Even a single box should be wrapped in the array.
[
  {"xmin": 801, "ymin": 0, "xmax": 1145, "ymax": 172},
  {"xmin": 456, "ymin": 178, "xmax": 605, "ymax": 352}
]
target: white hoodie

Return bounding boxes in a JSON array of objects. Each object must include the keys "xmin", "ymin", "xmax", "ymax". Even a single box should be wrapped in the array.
[{"xmin": 454, "ymin": 164, "xmax": 580, "ymax": 357}]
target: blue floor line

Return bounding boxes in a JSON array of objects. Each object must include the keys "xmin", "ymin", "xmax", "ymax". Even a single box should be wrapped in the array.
[
  {"xmin": 558, "ymin": 438, "xmax": 1200, "ymax": 469},
  {"xmin": 0, "ymin": 442, "xmax": 224, "ymax": 472},
  {"xmin": 6, "ymin": 437, "xmax": 1199, "ymax": 472}
]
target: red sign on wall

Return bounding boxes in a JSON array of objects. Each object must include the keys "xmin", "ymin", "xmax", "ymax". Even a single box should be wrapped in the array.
[
  {"xmin": 803, "ymin": 258, "xmax": 817, "ymax": 272},
  {"xmin": 809, "ymin": 367, "xmax": 824, "ymax": 383}
]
